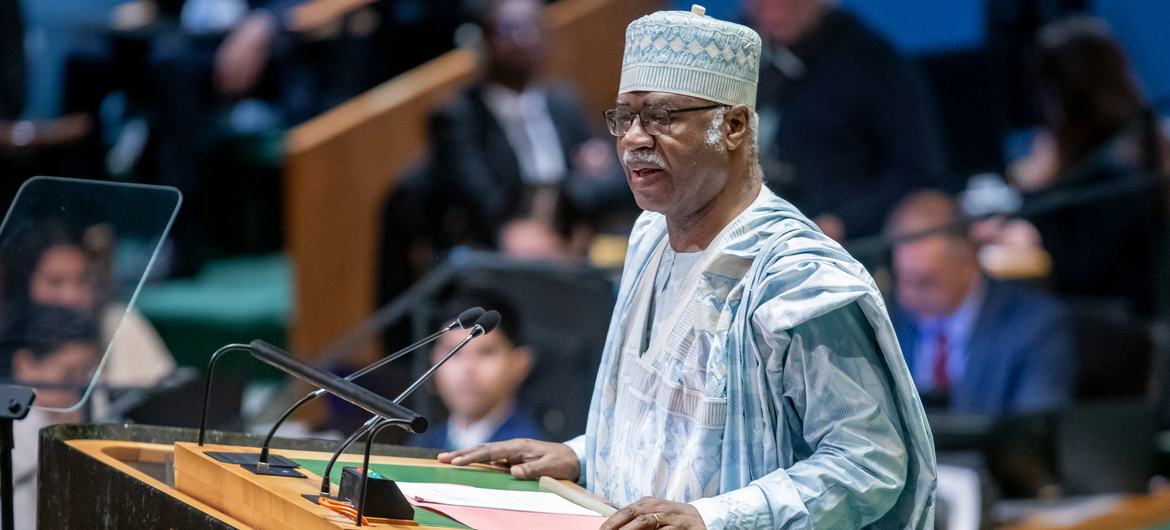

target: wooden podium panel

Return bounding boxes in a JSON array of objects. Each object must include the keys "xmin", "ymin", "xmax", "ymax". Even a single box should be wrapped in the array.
[
  {"xmin": 172, "ymin": 441, "xmax": 606, "ymax": 529},
  {"xmin": 39, "ymin": 424, "xmax": 441, "ymax": 528},
  {"xmin": 57, "ymin": 434, "xmax": 602, "ymax": 530},
  {"xmin": 173, "ymin": 442, "xmax": 378, "ymax": 529},
  {"xmin": 63, "ymin": 439, "xmax": 252, "ymax": 528}
]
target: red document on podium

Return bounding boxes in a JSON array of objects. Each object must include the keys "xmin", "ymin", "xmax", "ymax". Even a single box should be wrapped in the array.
[
  {"xmin": 397, "ymin": 482, "xmax": 607, "ymax": 530},
  {"xmin": 415, "ymin": 503, "xmax": 605, "ymax": 530}
]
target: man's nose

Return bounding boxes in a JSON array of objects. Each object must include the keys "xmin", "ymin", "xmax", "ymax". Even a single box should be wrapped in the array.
[{"xmin": 619, "ymin": 116, "xmax": 655, "ymax": 151}]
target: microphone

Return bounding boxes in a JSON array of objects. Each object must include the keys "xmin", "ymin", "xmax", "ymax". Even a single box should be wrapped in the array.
[
  {"xmin": 255, "ymin": 307, "xmax": 484, "ymax": 466},
  {"xmin": 317, "ymin": 310, "xmax": 500, "ymax": 496},
  {"xmin": 393, "ymin": 309, "xmax": 499, "ymax": 404},
  {"xmin": 248, "ymin": 340, "xmax": 428, "ymax": 433}
]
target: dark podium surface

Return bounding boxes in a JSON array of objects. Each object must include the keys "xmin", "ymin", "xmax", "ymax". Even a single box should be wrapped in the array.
[{"xmin": 38, "ymin": 423, "xmax": 439, "ymax": 529}]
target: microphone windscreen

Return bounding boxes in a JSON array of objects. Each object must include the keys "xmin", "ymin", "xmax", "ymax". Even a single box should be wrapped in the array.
[
  {"xmin": 456, "ymin": 307, "xmax": 486, "ymax": 329},
  {"xmin": 475, "ymin": 310, "xmax": 501, "ymax": 334}
]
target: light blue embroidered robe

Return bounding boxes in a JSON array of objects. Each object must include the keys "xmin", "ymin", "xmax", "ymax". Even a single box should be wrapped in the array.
[{"xmin": 566, "ymin": 187, "xmax": 936, "ymax": 529}]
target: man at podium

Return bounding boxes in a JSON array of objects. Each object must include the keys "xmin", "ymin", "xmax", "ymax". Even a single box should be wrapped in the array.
[{"xmin": 440, "ymin": 6, "xmax": 936, "ymax": 529}]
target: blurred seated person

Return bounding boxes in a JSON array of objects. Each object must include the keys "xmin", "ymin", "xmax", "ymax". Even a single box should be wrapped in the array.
[
  {"xmin": 744, "ymin": 0, "xmax": 947, "ymax": 242},
  {"xmin": 409, "ymin": 289, "xmax": 545, "ymax": 450},
  {"xmin": 0, "ymin": 0, "xmax": 23, "ymax": 121},
  {"xmin": 2, "ymin": 304, "xmax": 102, "ymax": 415},
  {"xmin": 423, "ymin": 0, "xmax": 631, "ymax": 251},
  {"xmin": 2, "ymin": 223, "xmax": 174, "ymax": 398},
  {"xmin": 1009, "ymin": 15, "xmax": 1169, "ymax": 316},
  {"xmin": 141, "ymin": 0, "xmax": 321, "ymax": 275},
  {"xmin": 378, "ymin": 0, "xmax": 631, "ymax": 309},
  {"xmin": 886, "ymin": 190, "xmax": 1075, "ymax": 415},
  {"xmin": 498, "ymin": 217, "xmax": 573, "ymax": 263},
  {"xmin": 2, "ymin": 304, "xmax": 102, "ymax": 530}
]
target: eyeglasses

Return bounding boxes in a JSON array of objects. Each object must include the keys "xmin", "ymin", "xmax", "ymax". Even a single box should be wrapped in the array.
[{"xmin": 603, "ymin": 104, "xmax": 727, "ymax": 137}]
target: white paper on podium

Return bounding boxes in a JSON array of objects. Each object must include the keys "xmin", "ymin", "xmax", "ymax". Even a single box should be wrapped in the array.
[{"xmin": 395, "ymin": 482, "xmax": 602, "ymax": 516}]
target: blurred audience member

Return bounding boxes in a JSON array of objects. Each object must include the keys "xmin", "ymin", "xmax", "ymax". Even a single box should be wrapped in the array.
[
  {"xmin": 425, "ymin": 0, "xmax": 630, "ymax": 250},
  {"xmin": 498, "ymin": 217, "xmax": 571, "ymax": 262},
  {"xmin": 1009, "ymin": 15, "xmax": 1169, "ymax": 316},
  {"xmin": 2, "ymin": 304, "xmax": 101, "ymax": 530},
  {"xmin": 147, "ymin": 0, "xmax": 319, "ymax": 275},
  {"xmin": 886, "ymin": 190, "xmax": 1074, "ymax": 415},
  {"xmin": 985, "ymin": 0, "xmax": 1088, "ymax": 130},
  {"xmin": 2, "ymin": 223, "xmax": 174, "ymax": 395},
  {"xmin": 1, "ymin": 304, "xmax": 101, "ymax": 413},
  {"xmin": 409, "ymin": 290, "xmax": 544, "ymax": 450},
  {"xmin": 379, "ymin": 0, "xmax": 631, "ymax": 314},
  {"xmin": 0, "ymin": 0, "xmax": 24, "ymax": 121},
  {"xmin": 745, "ymin": 0, "xmax": 947, "ymax": 241}
]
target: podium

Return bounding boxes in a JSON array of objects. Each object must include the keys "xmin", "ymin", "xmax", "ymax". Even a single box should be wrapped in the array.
[{"xmin": 39, "ymin": 424, "xmax": 594, "ymax": 529}]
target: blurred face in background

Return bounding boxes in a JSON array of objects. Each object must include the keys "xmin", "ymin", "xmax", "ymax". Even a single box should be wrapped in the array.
[
  {"xmin": 893, "ymin": 235, "xmax": 979, "ymax": 318},
  {"xmin": 483, "ymin": 0, "xmax": 546, "ymax": 90},
  {"xmin": 745, "ymin": 0, "xmax": 830, "ymax": 45},
  {"xmin": 29, "ymin": 244, "xmax": 95, "ymax": 311},
  {"xmin": 431, "ymin": 328, "xmax": 532, "ymax": 423},
  {"xmin": 499, "ymin": 218, "xmax": 569, "ymax": 262},
  {"xmin": 12, "ymin": 342, "xmax": 100, "ymax": 409}
]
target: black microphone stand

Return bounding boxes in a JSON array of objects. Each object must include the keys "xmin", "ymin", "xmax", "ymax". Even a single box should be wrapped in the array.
[
  {"xmin": 0, "ymin": 385, "xmax": 35, "ymax": 530},
  {"xmin": 256, "ymin": 308, "xmax": 483, "ymax": 467},
  {"xmin": 318, "ymin": 311, "xmax": 499, "ymax": 497},
  {"xmin": 197, "ymin": 344, "xmax": 253, "ymax": 446},
  {"xmin": 354, "ymin": 418, "xmax": 413, "ymax": 527}
]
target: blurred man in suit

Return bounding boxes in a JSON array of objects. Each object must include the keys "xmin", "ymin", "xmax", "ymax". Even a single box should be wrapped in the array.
[
  {"xmin": 745, "ymin": 0, "xmax": 947, "ymax": 241},
  {"xmin": 377, "ymin": 0, "xmax": 630, "ymax": 321},
  {"xmin": 887, "ymin": 190, "xmax": 1075, "ymax": 415},
  {"xmin": 425, "ymin": 0, "xmax": 630, "ymax": 250}
]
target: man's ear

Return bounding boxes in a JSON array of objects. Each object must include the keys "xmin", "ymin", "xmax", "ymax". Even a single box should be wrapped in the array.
[
  {"xmin": 724, "ymin": 105, "xmax": 751, "ymax": 152},
  {"xmin": 510, "ymin": 346, "xmax": 534, "ymax": 383}
]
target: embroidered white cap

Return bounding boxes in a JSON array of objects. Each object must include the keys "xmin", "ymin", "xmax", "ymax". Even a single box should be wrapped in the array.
[{"xmin": 619, "ymin": 4, "xmax": 763, "ymax": 108}]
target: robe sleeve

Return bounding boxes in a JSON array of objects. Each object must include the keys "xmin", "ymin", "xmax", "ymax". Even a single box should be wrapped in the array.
[
  {"xmin": 690, "ymin": 303, "xmax": 909, "ymax": 529},
  {"xmin": 564, "ymin": 434, "xmax": 587, "ymax": 484}
]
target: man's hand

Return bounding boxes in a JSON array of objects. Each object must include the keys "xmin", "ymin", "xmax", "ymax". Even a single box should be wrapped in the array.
[
  {"xmin": 437, "ymin": 438, "xmax": 580, "ymax": 481},
  {"xmin": 601, "ymin": 497, "xmax": 706, "ymax": 530}
]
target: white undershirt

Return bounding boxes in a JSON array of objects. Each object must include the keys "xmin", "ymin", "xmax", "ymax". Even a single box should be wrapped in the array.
[
  {"xmin": 481, "ymin": 83, "xmax": 568, "ymax": 185},
  {"xmin": 446, "ymin": 399, "xmax": 514, "ymax": 450},
  {"xmin": 648, "ymin": 246, "xmax": 704, "ymax": 348}
]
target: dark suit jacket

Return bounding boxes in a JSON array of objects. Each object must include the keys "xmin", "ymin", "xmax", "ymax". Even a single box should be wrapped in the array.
[
  {"xmin": 756, "ymin": 8, "xmax": 947, "ymax": 239},
  {"xmin": 426, "ymin": 82, "xmax": 627, "ymax": 246},
  {"xmin": 406, "ymin": 405, "xmax": 546, "ymax": 451},
  {"xmin": 891, "ymin": 279, "xmax": 1075, "ymax": 416}
]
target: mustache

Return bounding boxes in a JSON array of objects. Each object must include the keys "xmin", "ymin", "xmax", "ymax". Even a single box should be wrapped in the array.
[{"xmin": 623, "ymin": 149, "xmax": 666, "ymax": 167}]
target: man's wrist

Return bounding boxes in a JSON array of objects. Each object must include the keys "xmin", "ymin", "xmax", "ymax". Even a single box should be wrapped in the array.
[
  {"xmin": 563, "ymin": 436, "xmax": 586, "ymax": 484},
  {"xmin": 689, "ymin": 484, "xmax": 771, "ymax": 530},
  {"xmin": 689, "ymin": 497, "xmax": 723, "ymax": 530}
]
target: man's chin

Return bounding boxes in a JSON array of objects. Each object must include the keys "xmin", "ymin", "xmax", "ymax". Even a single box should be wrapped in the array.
[{"xmin": 631, "ymin": 193, "xmax": 670, "ymax": 214}]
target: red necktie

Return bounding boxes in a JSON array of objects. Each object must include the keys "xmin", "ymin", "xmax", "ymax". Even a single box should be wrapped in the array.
[{"xmin": 932, "ymin": 331, "xmax": 950, "ymax": 391}]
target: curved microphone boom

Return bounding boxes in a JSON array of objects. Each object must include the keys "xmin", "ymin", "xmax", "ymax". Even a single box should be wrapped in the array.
[
  {"xmin": 256, "ymin": 307, "xmax": 484, "ymax": 465},
  {"xmin": 248, "ymin": 340, "xmax": 428, "ymax": 433},
  {"xmin": 318, "ymin": 310, "xmax": 501, "ymax": 496}
]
